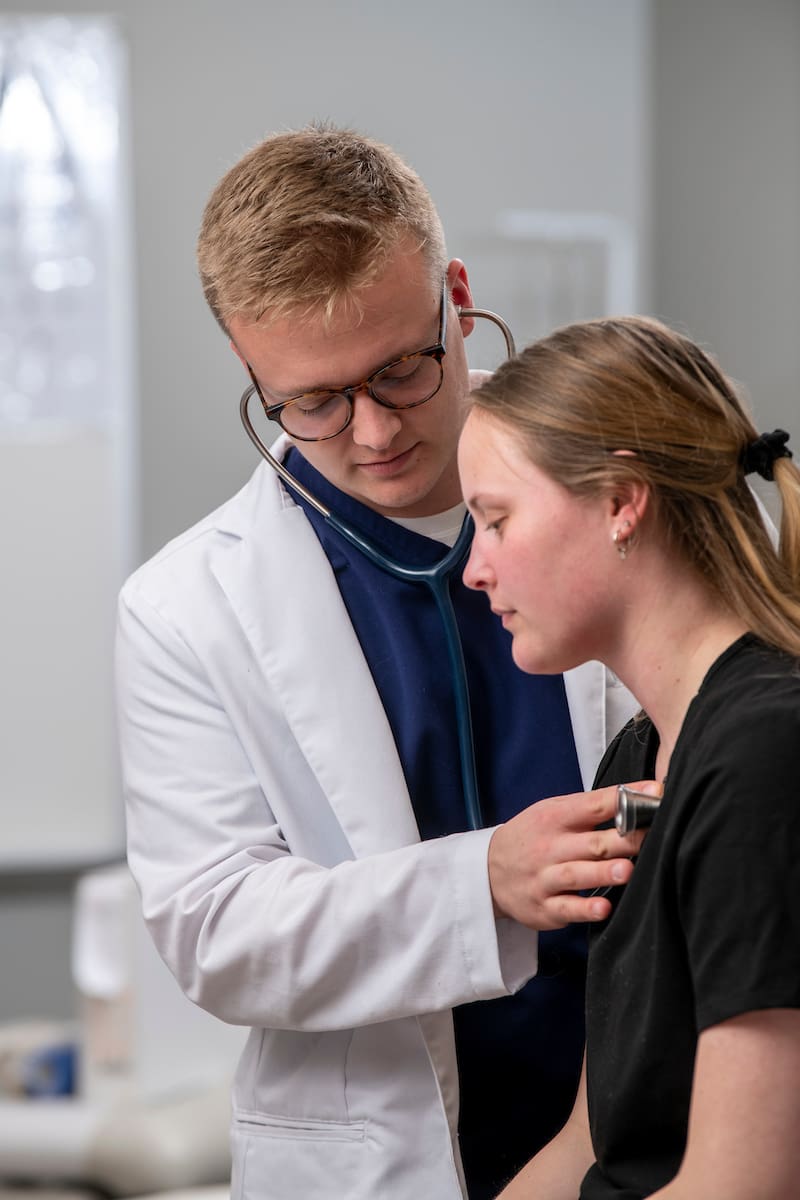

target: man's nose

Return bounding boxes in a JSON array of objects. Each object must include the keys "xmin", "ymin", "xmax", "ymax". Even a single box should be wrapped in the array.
[{"xmin": 349, "ymin": 388, "xmax": 403, "ymax": 450}]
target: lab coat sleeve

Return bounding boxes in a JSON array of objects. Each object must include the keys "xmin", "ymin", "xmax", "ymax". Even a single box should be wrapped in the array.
[{"xmin": 115, "ymin": 585, "xmax": 537, "ymax": 1033}]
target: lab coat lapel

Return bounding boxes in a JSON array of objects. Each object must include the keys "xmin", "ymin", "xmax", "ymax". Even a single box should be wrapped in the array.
[
  {"xmin": 564, "ymin": 661, "xmax": 607, "ymax": 789},
  {"xmin": 210, "ymin": 460, "xmax": 420, "ymax": 857},
  {"xmin": 564, "ymin": 660, "xmax": 638, "ymax": 788}
]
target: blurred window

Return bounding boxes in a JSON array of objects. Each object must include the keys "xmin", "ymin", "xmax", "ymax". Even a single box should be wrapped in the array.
[
  {"xmin": 0, "ymin": 15, "xmax": 130, "ymax": 431},
  {"xmin": 0, "ymin": 16, "xmax": 134, "ymax": 870}
]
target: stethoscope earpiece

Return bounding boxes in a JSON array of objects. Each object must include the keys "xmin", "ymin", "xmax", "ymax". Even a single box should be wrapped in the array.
[{"xmin": 457, "ymin": 305, "xmax": 516, "ymax": 358}]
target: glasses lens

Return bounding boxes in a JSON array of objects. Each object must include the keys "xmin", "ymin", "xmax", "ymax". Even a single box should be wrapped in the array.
[
  {"xmin": 280, "ymin": 392, "xmax": 351, "ymax": 440},
  {"xmin": 372, "ymin": 354, "xmax": 443, "ymax": 409}
]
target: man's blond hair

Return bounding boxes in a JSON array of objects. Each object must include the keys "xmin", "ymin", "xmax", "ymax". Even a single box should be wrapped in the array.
[{"xmin": 197, "ymin": 123, "xmax": 447, "ymax": 331}]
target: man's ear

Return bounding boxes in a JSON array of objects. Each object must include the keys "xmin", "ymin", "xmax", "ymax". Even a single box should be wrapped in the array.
[
  {"xmin": 448, "ymin": 259, "xmax": 475, "ymax": 338},
  {"xmin": 229, "ymin": 338, "xmax": 247, "ymax": 368}
]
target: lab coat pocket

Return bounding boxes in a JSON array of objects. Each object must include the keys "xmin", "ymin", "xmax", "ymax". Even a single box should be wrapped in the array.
[
  {"xmin": 232, "ymin": 1111, "xmax": 367, "ymax": 1200},
  {"xmin": 235, "ymin": 1108, "xmax": 366, "ymax": 1142}
]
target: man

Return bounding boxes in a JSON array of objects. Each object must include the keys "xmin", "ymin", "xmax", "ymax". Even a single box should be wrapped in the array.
[{"xmin": 116, "ymin": 124, "xmax": 642, "ymax": 1200}]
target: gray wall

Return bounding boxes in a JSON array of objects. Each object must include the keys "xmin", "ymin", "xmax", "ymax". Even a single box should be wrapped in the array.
[
  {"xmin": 652, "ymin": 0, "xmax": 800, "ymax": 438},
  {"xmin": 2, "ymin": 0, "xmax": 798, "ymax": 1027}
]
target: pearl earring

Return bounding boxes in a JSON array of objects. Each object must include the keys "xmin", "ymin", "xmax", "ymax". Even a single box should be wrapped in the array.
[{"xmin": 613, "ymin": 520, "xmax": 634, "ymax": 560}]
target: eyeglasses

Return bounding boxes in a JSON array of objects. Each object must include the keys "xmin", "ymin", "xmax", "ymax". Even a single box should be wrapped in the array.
[{"xmin": 243, "ymin": 283, "xmax": 448, "ymax": 442}]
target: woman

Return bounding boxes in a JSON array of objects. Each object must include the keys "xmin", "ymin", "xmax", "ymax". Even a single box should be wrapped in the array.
[{"xmin": 457, "ymin": 315, "xmax": 800, "ymax": 1200}]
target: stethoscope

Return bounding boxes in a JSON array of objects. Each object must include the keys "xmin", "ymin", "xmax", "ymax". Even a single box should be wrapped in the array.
[
  {"xmin": 615, "ymin": 785, "xmax": 661, "ymax": 835},
  {"xmin": 240, "ymin": 303, "xmax": 516, "ymax": 832}
]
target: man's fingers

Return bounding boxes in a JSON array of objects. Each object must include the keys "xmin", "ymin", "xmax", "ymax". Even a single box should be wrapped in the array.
[
  {"xmin": 553, "ymin": 826, "xmax": 645, "ymax": 866},
  {"xmin": 547, "ymin": 855, "xmax": 636, "ymax": 896},
  {"xmin": 535, "ymin": 858, "xmax": 636, "ymax": 928},
  {"xmin": 560, "ymin": 779, "xmax": 663, "ymax": 829},
  {"xmin": 553, "ymin": 893, "xmax": 615, "ymax": 925},
  {"xmin": 487, "ymin": 779, "xmax": 661, "ymax": 929}
]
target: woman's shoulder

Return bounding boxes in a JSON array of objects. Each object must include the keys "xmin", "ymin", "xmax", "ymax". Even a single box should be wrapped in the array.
[
  {"xmin": 674, "ymin": 636, "xmax": 800, "ymax": 823},
  {"xmin": 696, "ymin": 634, "xmax": 800, "ymax": 739}
]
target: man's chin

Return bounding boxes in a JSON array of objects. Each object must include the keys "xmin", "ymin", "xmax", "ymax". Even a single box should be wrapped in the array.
[{"xmin": 353, "ymin": 468, "xmax": 459, "ymax": 519}]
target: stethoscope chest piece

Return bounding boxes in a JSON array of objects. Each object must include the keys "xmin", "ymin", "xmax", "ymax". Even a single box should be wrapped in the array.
[{"xmin": 615, "ymin": 785, "xmax": 661, "ymax": 836}]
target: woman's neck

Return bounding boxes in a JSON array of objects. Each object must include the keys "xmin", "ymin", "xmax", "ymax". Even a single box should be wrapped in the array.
[{"xmin": 607, "ymin": 556, "xmax": 748, "ymax": 781}]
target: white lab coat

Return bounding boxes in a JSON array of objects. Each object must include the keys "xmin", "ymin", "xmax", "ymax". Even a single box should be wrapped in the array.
[{"xmin": 115, "ymin": 437, "xmax": 637, "ymax": 1200}]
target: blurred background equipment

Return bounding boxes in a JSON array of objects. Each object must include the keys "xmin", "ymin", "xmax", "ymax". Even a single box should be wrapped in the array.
[{"xmin": 0, "ymin": 863, "xmax": 245, "ymax": 1194}]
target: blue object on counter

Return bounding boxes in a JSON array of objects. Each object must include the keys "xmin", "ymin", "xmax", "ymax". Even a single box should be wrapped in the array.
[{"xmin": 22, "ymin": 1042, "xmax": 77, "ymax": 1097}]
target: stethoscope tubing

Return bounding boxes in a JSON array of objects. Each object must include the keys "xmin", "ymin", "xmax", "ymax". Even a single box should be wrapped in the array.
[{"xmin": 239, "ymin": 305, "xmax": 516, "ymax": 832}]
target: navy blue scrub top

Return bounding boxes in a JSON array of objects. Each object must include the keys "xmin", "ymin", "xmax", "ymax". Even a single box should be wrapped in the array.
[{"xmin": 286, "ymin": 447, "xmax": 588, "ymax": 1200}]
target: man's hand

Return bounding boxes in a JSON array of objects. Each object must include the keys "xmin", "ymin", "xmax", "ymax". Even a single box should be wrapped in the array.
[{"xmin": 488, "ymin": 781, "xmax": 661, "ymax": 929}]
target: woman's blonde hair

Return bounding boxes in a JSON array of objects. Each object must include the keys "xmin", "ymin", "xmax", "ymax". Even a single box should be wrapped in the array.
[
  {"xmin": 197, "ymin": 123, "xmax": 447, "ymax": 331},
  {"xmin": 470, "ymin": 315, "xmax": 800, "ymax": 656}
]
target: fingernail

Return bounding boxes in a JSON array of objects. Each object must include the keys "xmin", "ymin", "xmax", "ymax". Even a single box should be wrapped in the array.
[{"xmin": 611, "ymin": 862, "xmax": 627, "ymax": 882}]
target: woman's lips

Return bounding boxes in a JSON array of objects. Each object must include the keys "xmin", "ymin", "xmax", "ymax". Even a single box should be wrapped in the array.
[{"xmin": 493, "ymin": 608, "xmax": 516, "ymax": 629}]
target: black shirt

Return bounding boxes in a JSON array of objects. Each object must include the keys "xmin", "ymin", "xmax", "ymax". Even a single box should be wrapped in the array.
[{"xmin": 581, "ymin": 634, "xmax": 800, "ymax": 1200}]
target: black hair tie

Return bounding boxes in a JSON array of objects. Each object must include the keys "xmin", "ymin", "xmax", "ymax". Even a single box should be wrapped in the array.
[{"xmin": 741, "ymin": 429, "xmax": 792, "ymax": 481}]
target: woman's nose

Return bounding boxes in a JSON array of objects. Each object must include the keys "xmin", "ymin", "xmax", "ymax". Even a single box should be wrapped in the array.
[{"xmin": 462, "ymin": 541, "xmax": 490, "ymax": 592}]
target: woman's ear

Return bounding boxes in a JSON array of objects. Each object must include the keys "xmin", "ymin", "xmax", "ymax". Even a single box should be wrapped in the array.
[
  {"xmin": 608, "ymin": 478, "xmax": 650, "ymax": 539},
  {"xmin": 609, "ymin": 450, "xmax": 649, "ymax": 526}
]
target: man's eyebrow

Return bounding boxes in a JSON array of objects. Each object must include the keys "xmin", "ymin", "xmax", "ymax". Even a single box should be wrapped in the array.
[
  {"xmin": 253, "ymin": 377, "xmax": 293, "ymax": 404},
  {"xmin": 260, "ymin": 301, "xmax": 442, "ymax": 400},
  {"xmin": 316, "ymin": 327, "xmax": 440, "ymax": 394},
  {"xmin": 255, "ymin": 343, "xmax": 417, "ymax": 404}
]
